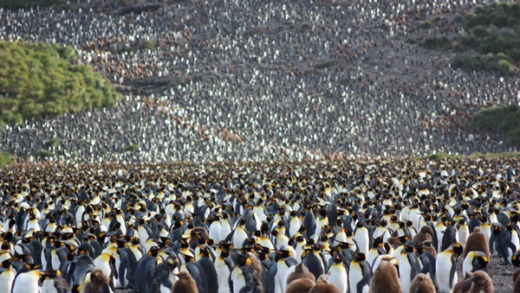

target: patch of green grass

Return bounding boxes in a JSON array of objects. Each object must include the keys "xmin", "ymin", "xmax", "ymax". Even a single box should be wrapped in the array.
[
  {"xmin": 0, "ymin": 151, "xmax": 12, "ymax": 166},
  {"xmin": 419, "ymin": 20, "xmax": 433, "ymax": 29},
  {"xmin": 120, "ymin": 144, "xmax": 139, "ymax": 153},
  {"xmin": 423, "ymin": 151, "xmax": 520, "ymax": 160},
  {"xmin": 34, "ymin": 149, "xmax": 53, "ymax": 159},
  {"xmin": 422, "ymin": 36, "xmax": 451, "ymax": 50},
  {"xmin": 420, "ymin": 3, "xmax": 520, "ymax": 74},
  {"xmin": 43, "ymin": 138, "xmax": 60, "ymax": 149},
  {"xmin": 471, "ymin": 105, "xmax": 520, "ymax": 148},
  {"xmin": 0, "ymin": 41, "xmax": 119, "ymax": 128}
]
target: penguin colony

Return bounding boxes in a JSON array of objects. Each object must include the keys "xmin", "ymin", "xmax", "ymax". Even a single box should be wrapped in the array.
[
  {"xmin": 0, "ymin": 158, "xmax": 518, "ymax": 292},
  {"xmin": 0, "ymin": 0, "xmax": 519, "ymax": 163}
]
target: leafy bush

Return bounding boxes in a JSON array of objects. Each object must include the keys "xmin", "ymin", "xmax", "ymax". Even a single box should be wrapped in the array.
[
  {"xmin": 0, "ymin": 151, "xmax": 12, "ymax": 166},
  {"xmin": 120, "ymin": 144, "xmax": 139, "ymax": 153},
  {"xmin": 471, "ymin": 105, "xmax": 520, "ymax": 148},
  {"xmin": 0, "ymin": 41, "xmax": 119, "ymax": 128},
  {"xmin": 421, "ymin": 3, "xmax": 520, "ymax": 74}
]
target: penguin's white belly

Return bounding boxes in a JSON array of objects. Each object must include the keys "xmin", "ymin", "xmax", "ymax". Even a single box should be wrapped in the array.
[
  {"xmin": 328, "ymin": 267, "xmax": 348, "ymax": 293},
  {"xmin": 398, "ymin": 254, "xmax": 412, "ymax": 293},
  {"xmin": 42, "ymin": 279, "xmax": 59, "ymax": 293},
  {"xmin": 436, "ymin": 253, "xmax": 456, "ymax": 293}
]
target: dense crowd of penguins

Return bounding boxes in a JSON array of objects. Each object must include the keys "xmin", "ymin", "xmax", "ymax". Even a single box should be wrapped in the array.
[
  {"xmin": 0, "ymin": 159, "xmax": 518, "ymax": 292},
  {"xmin": 0, "ymin": 0, "xmax": 519, "ymax": 163}
]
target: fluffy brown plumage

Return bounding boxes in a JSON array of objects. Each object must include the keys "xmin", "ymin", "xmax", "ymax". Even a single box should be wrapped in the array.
[
  {"xmin": 172, "ymin": 271, "xmax": 199, "ymax": 293},
  {"xmin": 309, "ymin": 275, "xmax": 340, "ymax": 293},
  {"xmin": 453, "ymin": 271, "xmax": 493, "ymax": 293},
  {"xmin": 287, "ymin": 262, "xmax": 316, "ymax": 285},
  {"xmin": 369, "ymin": 259, "xmax": 402, "ymax": 293},
  {"xmin": 413, "ymin": 226, "xmax": 434, "ymax": 245},
  {"xmin": 81, "ymin": 269, "xmax": 109, "ymax": 293},
  {"xmin": 463, "ymin": 229, "xmax": 490, "ymax": 259},
  {"xmin": 513, "ymin": 268, "xmax": 520, "ymax": 293},
  {"xmin": 287, "ymin": 278, "xmax": 316, "ymax": 293},
  {"xmin": 409, "ymin": 273, "xmax": 436, "ymax": 293}
]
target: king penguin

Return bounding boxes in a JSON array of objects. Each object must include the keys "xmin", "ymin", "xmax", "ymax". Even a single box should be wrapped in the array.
[
  {"xmin": 436, "ymin": 243, "xmax": 463, "ymax": 293},
  {"xmin": 462, "ymin": 251, "xmax": 488, "ymax": 277},
  {"xmin": 42, "ymin": 269, "xmax": 70, "ymax": 293},
  {"xmin": 327, "ymin": 255, "xmax": 348, "ymax": 293},
  {"xmin": 12, "ymin": 270, "xmax": 45, "ymax": 293},
  {"xmin": 349, "ymin": 253, "xmax": 372, "ymax": 293},
  {"xmin": 354, "ymin": 222, "xmax": 370, "ymax": 255},
  {"xmin": 398, "ymin": 242, "xmax": 421, "ymax": 293}
]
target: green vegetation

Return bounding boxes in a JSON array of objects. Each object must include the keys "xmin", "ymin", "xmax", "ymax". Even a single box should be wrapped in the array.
[
  {"xmin": 424, "ymin": 151, "xmax": 520, "ymax": 160},
  {"xmin": 120, "ymin": 144, "xmax": 139, "ymax": 153},
  {"xmin": 43, "ymin": 138, "xmax": 60, "ymax": 149},
  {"xmin": 420, "ymin": 3, "xmax": 520, "ymax": 74},
  {"xmin": 0, "ymin": 41, "xmax": 119, "ymax": 129},
  {"xmin": 34, "ymin": 149, "xmax": 53, "ymax": 159},
  {"xmin": 0, "ymin": 151, "xmax": 12, "ymax": 166},
  {"xmin": 0, "ymin": 0, "xmax": 68, "ymax": 10},
  {"xmin": 471, "ymin": 105, "xmax": 520, "ymax": 148}
]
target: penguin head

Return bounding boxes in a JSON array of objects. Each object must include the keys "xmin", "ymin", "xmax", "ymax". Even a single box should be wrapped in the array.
[
  {"xmin": 472, "ymin": 252, "xmax": 488, "ymax": 269},
  {"xmin": 453, "ymin": 243, "xmax": 463, "ymax": 257},
  {"xmin": 512, "ymin": 251, "xmax": 520, "ymax": 267},
  {"xmin": 403, "ymin": 241, "xmax": 415, "ymax": 253},
  {"xmin": 333, "ymin": 254, "xmax": 343, "ymax": 264},
  {"xmin": 354, "ymin": 252, "xmax": 366, "ymax": 262}
]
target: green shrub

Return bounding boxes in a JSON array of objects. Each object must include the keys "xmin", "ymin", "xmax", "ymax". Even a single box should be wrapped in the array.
[
  {"xmin": 34, "ymin": 149, "xmax": 53, "ymax": 159},
  {"xmin": 120, "ymin": 144, "xmax": 139, "ymax": 153},
  {"xmin": 421, "ymin": 3, "xmax": 520, "ymax": 74},
  {"xmin": 43, "ymin": 138, "xmax": 60, "ymax": 149},
  {"xmin": 471, "ymin": 105, "xmax": 520, "ymax": 148},
  {"xmin": 0, "ymin": 151, "xmax": 12, "ymax": 167},
  {"xmin": 0, "ymin": 41, "xmax": 119, "ymax": 128}
]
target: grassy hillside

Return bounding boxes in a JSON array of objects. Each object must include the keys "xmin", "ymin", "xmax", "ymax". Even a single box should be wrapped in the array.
[
  {"xmin": 420, "ymin": 2, "xmax": 520, "ymax": 74},
  {"xmin": 471, "ymin": 105, "xmax": 520, "ymax": 148},
  {"xmin": 0, "ymin": 41, "xmax": 119, "ymax": 129}
]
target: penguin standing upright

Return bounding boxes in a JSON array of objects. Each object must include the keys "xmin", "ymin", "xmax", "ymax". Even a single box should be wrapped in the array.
[
  {"xmin": 409, "ymin": 273, "xmax": 435, "ymax": 293},
  {"xmin": 436, "ymin": 243, "xmax": 463, "ymax": 293},
  {"xmin": 303, "ymin": 244, "xmax": 325, "ymax": 281},
  {"xmin": 93, "ymin": 253, "xmax": 116, "ymax": 293},
  {"xmin": 457, "ymin": 219, "xmax": 469, "ymax": 247},
  {"xmin": 370, "ymin": 258, "xmax": 402, "ymax": 293},
  {"xmin": 215, "ymin": 249, "xmax": 233, "ymax": 293},
  {"xmin": 42, "ymin": 270, "xmax": 70, "ymax": 293},
  {"xmin": 349, "ymin": 253, "xmax": 372, "ymax": 293},
  {"xmin": 172, "ymin": 271, "xmax": 199, "ymax": 293},
  {"xmin": 327, "ymin": 255, "xmax": 348, "ymax": 293},
  {"xmin": 196, "ymin": 247, "xmax": 218, "ymax": 293},
  {"xmin": 12, "ymin": 270, "xmax": 45, "ymax": 293},
  {"xmin": 354, "ymin": 222, "xmax": 370, "ymax": 255},
  {"xmin": 398, "ymin": 242, "xmax": 421, "ymax": 293}
]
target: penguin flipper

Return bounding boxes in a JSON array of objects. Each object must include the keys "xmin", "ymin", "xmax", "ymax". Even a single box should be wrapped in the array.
[{"xmin": 449, "ymin": 255, "xmax": 457, "ymax": 288}]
